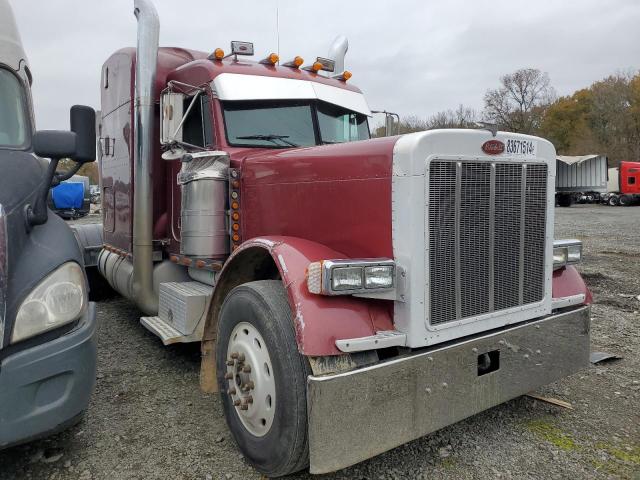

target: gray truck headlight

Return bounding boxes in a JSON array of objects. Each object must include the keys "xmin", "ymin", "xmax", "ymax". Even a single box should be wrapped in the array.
[
  {"xmin": 553, "ymin": 240, "xmax": 582, "ymax": 270},
  {"xmin": 307, "ymin": 259, "xmax": 395, "ymax": 295},
  {"xmin": 12, "ymin": 262, "xmax": 87, "ymax": 343}
]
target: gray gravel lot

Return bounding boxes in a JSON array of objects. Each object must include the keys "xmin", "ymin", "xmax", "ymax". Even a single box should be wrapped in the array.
[{"xmin": 1, "ymin": 206, "xmax": 639, "ymax": 480}]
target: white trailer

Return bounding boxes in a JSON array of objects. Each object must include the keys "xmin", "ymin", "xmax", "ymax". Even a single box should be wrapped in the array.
[{"xmin": 556, "ymin": 155, "xmax": 608, "ymax": 206}]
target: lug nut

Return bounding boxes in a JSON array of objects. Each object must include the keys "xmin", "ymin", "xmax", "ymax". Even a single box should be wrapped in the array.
[
  {"xmin": 227, "ymin": 388, "xmax": 236, "ymax": 395},
  {"xmin": 237, "ymin": 353, "xmax": 245, "ymax": 362},
  {"xmin": 226, "ymin": 360, "xmax": 234, "ymax": 366},
  {"xmin": 233, "ymin": 399, "xmax": 241, "ymax": 407},
  {"xmin": 246, "ymin": 395, "xmax": 253, "ymax": 404},
  {"xmin": 242, "ymin": 365, "xmax": 251, "ymax": 373},
  {"xmin": 245, "ymin": 380, "xmax": 255, "ymax": 390},
  {"xmin": 239, "ymin": 404, "xmax": 249, "ymax": 411},
  {"xmin": 230, "ymin": 352, "xmax": 239, "ymax": 359},
  {"xmin": 224, "ymin": 372, "xmax": 233, "ymax": 380}
]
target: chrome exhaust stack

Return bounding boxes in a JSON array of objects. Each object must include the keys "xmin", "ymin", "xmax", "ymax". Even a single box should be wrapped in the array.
[
  {"xmin": 328, "ymin": 35, "xmax": 348, "ymax": 74},
  {"xmin": 132, "ymin": 0, "xmax": 159, "ymax": 314}
]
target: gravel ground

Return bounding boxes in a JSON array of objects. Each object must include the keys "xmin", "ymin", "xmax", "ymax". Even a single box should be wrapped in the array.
[{"xmin": 1, "ymin": 206, "xmax": 639, "ymax": 480}]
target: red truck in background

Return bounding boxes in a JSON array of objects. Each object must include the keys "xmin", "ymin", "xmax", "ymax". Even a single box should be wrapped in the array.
[
  {"xmin": 604, "ymin": 160, "xmax": 640, "ymax": 206},
  {"xmin": 92, "ymin": 0, "xmax": 592, "ymax": 476}
]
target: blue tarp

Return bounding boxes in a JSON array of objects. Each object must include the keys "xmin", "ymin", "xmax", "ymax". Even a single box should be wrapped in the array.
[{"xmin": 51, "ymin": 182, "xmax": 84, "ymax": 209}]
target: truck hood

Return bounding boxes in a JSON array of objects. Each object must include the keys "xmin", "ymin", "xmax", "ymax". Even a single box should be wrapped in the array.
[
  {"xmin": 231, "ymin": 136, "xmax": 400, "ymax": 185},
  {"xmin": 235, "ymin": 136, "xmax": 399, "ymax": 259}
]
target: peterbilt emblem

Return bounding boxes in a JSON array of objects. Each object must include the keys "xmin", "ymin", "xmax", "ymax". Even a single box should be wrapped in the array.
[{"xmin": 482, "ymin": 140, "xmax": 505, "ymax": 155}]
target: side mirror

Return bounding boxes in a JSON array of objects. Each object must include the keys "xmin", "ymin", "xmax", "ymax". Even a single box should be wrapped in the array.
[
  {"xmin": 70, "ymin": 105, "xmax": 96, "ymax": 163},
  {"xmin": 33, "ymin": 130, "xmax": 77, "ymax": 159},
  {"xmin": 27, "ymin": 105, "xmax": 95, "ymax": 228},
  {"xmin": 160, "ymin": 91, "xmax": 185, "ymax": 145}
]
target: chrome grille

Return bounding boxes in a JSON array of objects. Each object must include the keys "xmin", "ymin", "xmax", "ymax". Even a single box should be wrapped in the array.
[{"xmin": 428, "ymin": 161, "xmax": 548, "ymax": 325}]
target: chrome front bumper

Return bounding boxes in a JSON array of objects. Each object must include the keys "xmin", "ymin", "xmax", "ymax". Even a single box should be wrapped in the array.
[{"xmin": 307, "ymin": 305, "xmax": 590, "ymax": 474}]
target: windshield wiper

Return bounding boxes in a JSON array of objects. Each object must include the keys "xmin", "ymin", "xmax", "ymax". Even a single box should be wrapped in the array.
[{"xmin": 236, "ymin": 134, "xmax": 299, "ymax": 147}]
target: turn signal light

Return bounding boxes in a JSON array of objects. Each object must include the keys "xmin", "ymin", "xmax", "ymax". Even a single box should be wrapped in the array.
[
  {"xmin": 231, "ymin": 201, "xmax": 239, "ymax": 210},
  {"xmin": 231, "ymin": 212, "xmax": 240, "ymax": 221},
  {"xmin": 232, "ymin": 233, "xmax": 240, "ymax": 242},
  {"xmin": 232, "ymin": 223, "xmax": 240, "ymax": 232}
]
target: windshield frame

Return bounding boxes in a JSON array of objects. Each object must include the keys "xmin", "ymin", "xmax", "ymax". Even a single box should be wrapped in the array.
[
  {"xmin": 0, "ymin": 64, "xmax": 32, "ymax": 151},
  {"xmin": 221, "ymin": 99, "xmax": 370, "ymax": 149}
]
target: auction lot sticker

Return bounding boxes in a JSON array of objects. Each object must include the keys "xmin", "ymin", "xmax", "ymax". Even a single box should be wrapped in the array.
[{"xmin": 505, "ymin": 138, "xmax": 537, "ymax": 158}]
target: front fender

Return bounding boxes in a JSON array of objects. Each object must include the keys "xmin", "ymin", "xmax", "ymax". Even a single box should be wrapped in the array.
[
  {"xmin": 209, "ymin": 236, "xmax": 393, "ymax": 357},
  {"xmin": 552, "ymin": 265, "xmax": 592, "ymax": 305}
]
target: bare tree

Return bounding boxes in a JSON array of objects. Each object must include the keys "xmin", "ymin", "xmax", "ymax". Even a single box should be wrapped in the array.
[
  {"xmin": 484, "ymin": 68, "xmax": 555, "ymax": 134},
  {"xmin": 426, "ymin": 104, "xmax": 478, "ymax": 129}
]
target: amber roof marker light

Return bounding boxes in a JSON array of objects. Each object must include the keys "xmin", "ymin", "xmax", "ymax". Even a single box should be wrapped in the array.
[
  {"xmin": 332, "ymin": 70, "xmax": 352, "ymax": 82},
  {"xmin": 283, "ymin": 56, "xmax": 304, "ymax": 69},
  {"xmin": 208, "ymin": 48, "xmax": 225, "ymax": 61},
  {"xmin": 303, "ymin": 57, "xmax": 335, "ymax": 74},
  {"xmin": 259, "ymin": 53, "xmax": 279, "ymax": 65}
]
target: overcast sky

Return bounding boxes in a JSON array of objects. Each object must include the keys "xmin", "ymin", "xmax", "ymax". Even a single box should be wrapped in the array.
[{"xmin": 11, "ymin": 0, "xmax": 640, "ymax": 130}]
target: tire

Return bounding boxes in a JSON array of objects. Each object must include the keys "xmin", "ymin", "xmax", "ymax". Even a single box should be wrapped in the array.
[
  {"xmin": 557, "ymin": 194, "xmax": 572, "ymax": 207},
  {"xmin": 619, "ymin": 194, "xmax": 632, "ymax": 206},
  {"xmin": 216, "ymin": 280, "xmax": 311, "ymax": 477},
  {"xmin": 609, "ymin": 195, "xmax": 619, "ymax": 206}
]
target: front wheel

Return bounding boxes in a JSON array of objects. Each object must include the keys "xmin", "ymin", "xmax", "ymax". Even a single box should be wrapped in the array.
[{"xmin": 216, "ymin": 280, "xmax": 311, "ymax": 477}]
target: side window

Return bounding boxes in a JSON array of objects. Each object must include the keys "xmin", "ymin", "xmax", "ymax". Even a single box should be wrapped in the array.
[
  {"xmin": 629, "ymin": 177, "xmax": 636, "ymax": 185},
  {"xmin": 183, "ymin": 94, "xmax": 213, "ymax": 148},
  {"xmin": 0, "ymin": 69, "xmax": 30, "ymax": 149}
]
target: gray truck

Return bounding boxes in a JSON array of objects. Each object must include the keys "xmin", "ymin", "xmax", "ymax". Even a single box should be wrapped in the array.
[{"xmin": 0, "ymin": 0, "xmax": 97, "ymax": 448}]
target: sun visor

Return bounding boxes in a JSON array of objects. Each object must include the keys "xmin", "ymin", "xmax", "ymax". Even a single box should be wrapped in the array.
[{"xmin": 212, "ymin": 73, "xmax": 372, "ymax": 116}]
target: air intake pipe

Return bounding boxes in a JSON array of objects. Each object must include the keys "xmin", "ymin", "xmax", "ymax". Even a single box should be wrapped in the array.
[
  {"xmin": 328, "ymin": 35, "xmax": 348, "ymax": 74},
  {"xmin": 132, "ymin": 0, "xmax": 159, "ymax": 315}
]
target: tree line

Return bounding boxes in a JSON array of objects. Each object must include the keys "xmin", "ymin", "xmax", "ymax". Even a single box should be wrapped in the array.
[{"xmin": 375, "ymin": 68, "xmax": 640, "ymax": 166}]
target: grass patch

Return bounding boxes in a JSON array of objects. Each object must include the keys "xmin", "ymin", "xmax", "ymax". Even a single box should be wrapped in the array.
[
  {"xmin": 596, "ymin": 443, "xmax": 640, "ymax": 465},
  {"xmin": 526, "ymin": 420, "xmax": 578, "ymax": 451}
]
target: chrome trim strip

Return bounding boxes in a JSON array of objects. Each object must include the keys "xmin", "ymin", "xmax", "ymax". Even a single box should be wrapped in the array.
[
  {"xmin": 0, "ymin": 204, "xmax": 7, "ymax": 349},
  {"xmin": 454, "ymin": 162, "xmax": 462, "ymax": 319},
  {"xmin": 335, "ymin": 330, "xmax": 407, "ymax": 353},
  {"xmin": 518, "ymin": 164, "xmax": 527, "ymax": 304},
  {"xmin": 552, "ymin": 293, "xmax": 586, "ymax": 310},
  {"xmin": 488, "ymin": 163, "xmax": 496, "ymax": 312}
]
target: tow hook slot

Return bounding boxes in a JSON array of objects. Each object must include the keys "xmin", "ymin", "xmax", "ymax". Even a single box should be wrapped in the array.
[{"xmin": 477, "ymin": 350, "xmax": 500, "ymax": 376}]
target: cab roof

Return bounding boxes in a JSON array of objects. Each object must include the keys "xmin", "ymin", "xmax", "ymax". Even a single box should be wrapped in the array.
[{"xmin": 0, "ymin": 0, "xmax": 29, "ymax": 75}]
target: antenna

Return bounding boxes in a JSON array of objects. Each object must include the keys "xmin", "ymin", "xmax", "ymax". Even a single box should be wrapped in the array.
[{"xmin": 275, "ymin": 0, "xmax": 280, "ymax": 63}]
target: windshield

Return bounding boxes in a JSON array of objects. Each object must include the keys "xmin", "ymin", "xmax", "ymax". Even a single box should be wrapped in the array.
[
  {"xmin": 222, "ymin": 100, "xmax": 369, "ymax": 148},
  {"xmin": 0, "ymin": 69, "xmax": 30, "ymax": 149}
]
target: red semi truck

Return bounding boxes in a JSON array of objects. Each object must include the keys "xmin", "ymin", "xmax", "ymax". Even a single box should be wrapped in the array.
[
  {"xmin": 603, "ymin": 160, "xmax": 640, "ymax": 206},
  {"xmin": 95, "ymin": 0, "xmax": 592, "ymax": 476}
]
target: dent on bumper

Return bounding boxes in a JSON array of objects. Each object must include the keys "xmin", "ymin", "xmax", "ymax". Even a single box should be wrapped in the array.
[
  {"xmin": 0, "ymin": 303, "xmax": 97, "ymax": 449},
  {"xmin": 307, "ymin": 305, "xmax": 590, "ymax": 474}
]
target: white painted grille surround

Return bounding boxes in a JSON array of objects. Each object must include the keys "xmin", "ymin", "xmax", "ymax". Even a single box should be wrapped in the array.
[{"xmin": 391, "ymin": 130, "xmax": 556, "ymax": 348}]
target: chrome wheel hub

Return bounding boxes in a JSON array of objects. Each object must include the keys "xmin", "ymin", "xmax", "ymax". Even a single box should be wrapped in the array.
[{"xmin": 225, "ymin": 321, "xmax": 275, "ymax": 437}]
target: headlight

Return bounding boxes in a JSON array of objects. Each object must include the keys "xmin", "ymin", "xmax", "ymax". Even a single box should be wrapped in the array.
[
  {"xmin": 307, "ymin": 259, "xmax": 395, "ymax": 295},
  {"xmin": 12, "ymin": 262, "xmax": 87, "ymax": 343},
  {"xmin": 553, "ymin": 240, "xmax": 582, "ymax": 270}
]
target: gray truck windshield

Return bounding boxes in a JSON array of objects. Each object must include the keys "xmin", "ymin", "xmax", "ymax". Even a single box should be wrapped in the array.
[
  {"xmin": 223, "ymin": 100, "xmax": 369, "ymax": 148},
  {"xmin": 0, "ymin": 69, "xmax": 29, "ymax": 149}
]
